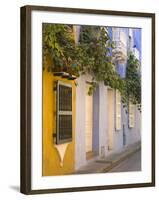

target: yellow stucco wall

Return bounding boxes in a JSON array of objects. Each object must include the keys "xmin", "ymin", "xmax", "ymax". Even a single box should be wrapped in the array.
[{"xmin": 42, "ymin": 57, "xmax": 76, "ymax": 176}]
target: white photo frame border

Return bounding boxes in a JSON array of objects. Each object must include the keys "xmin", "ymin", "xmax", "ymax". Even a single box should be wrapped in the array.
[{"xmin": 20, "ymin": 6, "xmax": 155, "ymax": 195}]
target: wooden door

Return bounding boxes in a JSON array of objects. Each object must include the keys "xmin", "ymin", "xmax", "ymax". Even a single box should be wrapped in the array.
[{"xmin": 107, "ymin": 89, "xmax": 114, "ymax": 150}]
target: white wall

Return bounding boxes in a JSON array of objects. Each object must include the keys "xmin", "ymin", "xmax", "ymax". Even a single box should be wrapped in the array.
[
  {"xmin": 75, "ymin": 75, "xmax": 88, "ymax": 169},
  {"xmin": 0, "ymin": 0, "xmax": 158, "ymax": 199},
  {"xmin": 99, "ymin": 83, "xmax": 108, "ymax": 157}
]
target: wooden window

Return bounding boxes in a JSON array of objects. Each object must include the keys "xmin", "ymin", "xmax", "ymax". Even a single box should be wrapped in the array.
[
  {"xmin": 56, "ymin": 81, "xmax": 72, "ymax": 144},
  {"xmin": 115, "ymin": 90, "xmax": 121, "ymax": 130},
  {"xmin": 129, "ymin": 102, "xmax": 135, "ymax": 128}
]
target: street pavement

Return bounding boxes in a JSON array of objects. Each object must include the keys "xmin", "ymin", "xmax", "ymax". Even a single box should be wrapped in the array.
[
  {"xmin": 74, "ymin": 142, "xmax": 141, "ymax": 174},
  {"xmin": 109, "ymin": 150, "xmax": 141, "ymax": 172}
]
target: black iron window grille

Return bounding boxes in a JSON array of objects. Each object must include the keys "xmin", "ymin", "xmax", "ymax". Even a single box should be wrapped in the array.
[{"xmin": 56, "ymin": 81, "xmax": 72, "ymax": 144}]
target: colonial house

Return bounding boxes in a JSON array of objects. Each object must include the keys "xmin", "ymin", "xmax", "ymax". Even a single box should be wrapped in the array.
[
  {"xmin": 75, "ymin": 27, "xmax": 141, "ymax": 170},
  {"xmin": 42, "ymin": 25, "xmax": 141, "ymax": 176}
]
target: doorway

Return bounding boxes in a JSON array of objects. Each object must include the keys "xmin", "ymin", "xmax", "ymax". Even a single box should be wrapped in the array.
[{"xmin": 107, "ymin": 89, "xmax": 114, "ymax": 150}]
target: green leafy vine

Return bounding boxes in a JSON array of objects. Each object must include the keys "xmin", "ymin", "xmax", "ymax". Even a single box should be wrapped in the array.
[{"xmin": 43, "ymin": 24, "xmax": 141, "ymax": 106}]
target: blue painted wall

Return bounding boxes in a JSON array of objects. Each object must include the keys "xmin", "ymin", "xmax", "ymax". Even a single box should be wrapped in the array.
[
  {"xmin": 108, "ymin": 27, "xmax": 141, "ymax": 77},
  {"xmin": 93, "ymin": 87, "xmax": 99, "ymax": 154},
  {"xmin": 133, "ymin": 29, "xmax": 141, "ymax": 61}
]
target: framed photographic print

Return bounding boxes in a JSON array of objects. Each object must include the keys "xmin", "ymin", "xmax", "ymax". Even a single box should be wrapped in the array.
[{"xmin": 20, "ymin": 5, "xmax": 155, "ymax": 194}]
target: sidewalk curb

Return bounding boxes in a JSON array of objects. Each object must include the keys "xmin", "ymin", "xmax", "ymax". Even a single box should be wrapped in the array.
[
  {"xmin": 74, "ymin": 142, "xmax": 141, "ymax": 174},
  {"xmin": 99, "ymin": 145, "xmax": 141, "ymax": 173}
]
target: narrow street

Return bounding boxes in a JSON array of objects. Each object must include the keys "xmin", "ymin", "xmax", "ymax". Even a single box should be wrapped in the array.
[{"xmin": 109, "ymin": 150, "xmax": 141, "ymax": 172}]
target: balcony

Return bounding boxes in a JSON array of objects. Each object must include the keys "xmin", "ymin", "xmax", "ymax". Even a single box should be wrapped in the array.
[
  {"xmin": 112, "ymin": 40, "xmax": 127, "ymax": 63},
  {"xmin": 112, "ymin": 29, "xmax": 127, "ymax": 63}
]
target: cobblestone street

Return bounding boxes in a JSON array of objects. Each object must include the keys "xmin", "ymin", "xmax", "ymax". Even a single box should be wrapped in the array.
[{"xmin": 109, "ymin": 150, "xmax": 141, "ymax": 172}]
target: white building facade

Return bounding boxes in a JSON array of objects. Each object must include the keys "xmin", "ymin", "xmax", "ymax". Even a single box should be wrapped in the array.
[{"xmin": 75, "ymin": 27, "xmax": 141, "ymax": 170}]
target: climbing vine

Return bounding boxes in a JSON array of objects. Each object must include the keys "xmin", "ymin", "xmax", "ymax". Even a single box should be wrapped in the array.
[
  {"xmin": 123, "ymin": 53, "xmax": 141, "ymax": 106},
  {"xmin": 43, "ymin": 24, "xmax": 124, "ymax": 94},
  {"xmin": 43, "ymin": 24, "xmax": 76, "ymax": 73},
  {"xmin": 43, "ymin": 23, "xmax": 141, "ymax": 106},
  {"xmin": 77, "ymin": 26, "xmax": 125, "ymax": 95}
]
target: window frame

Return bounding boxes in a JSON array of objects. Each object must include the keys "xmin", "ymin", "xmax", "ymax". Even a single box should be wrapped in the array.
[
  {"xmin": 56, "ymin": 80, "xmax": 73, "ymax": 144},
  {"xmin": 115, "ymin": 89, "xmax": 121, "ymax": 131}
]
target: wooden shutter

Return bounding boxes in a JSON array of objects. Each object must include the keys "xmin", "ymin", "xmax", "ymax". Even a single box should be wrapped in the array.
[
  {"xmin": 115, "ymin": 90, "xmax": 121, "ymax": 130},
  {"xmin": 129, "ymin": 102, "xmax": 135, "ymax": 128},
  {"xmin": 56, "ymin": 81, "xmax": 72, "ymax": 144}
]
